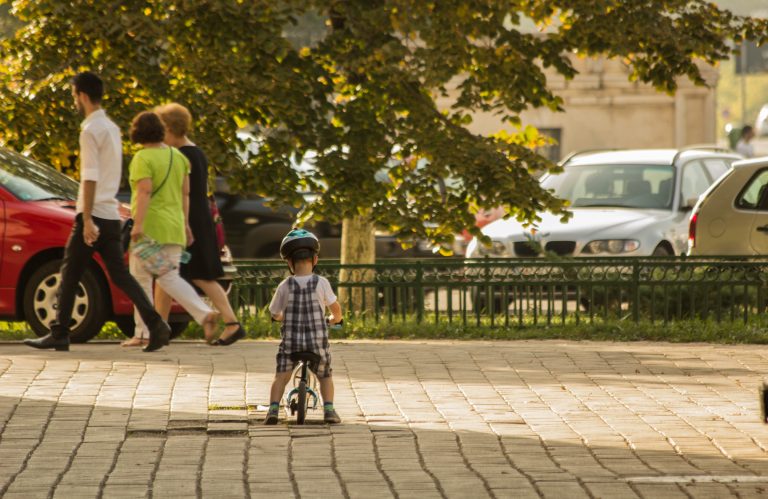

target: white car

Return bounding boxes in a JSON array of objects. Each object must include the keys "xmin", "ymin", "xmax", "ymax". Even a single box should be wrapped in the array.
[
  {"xmin": 689, "ymin": 157, "xmax": 768, "ymax": 255},
  {"xmin": 467, "ymin": 149, "xmax": 741, "ymax": 258}
]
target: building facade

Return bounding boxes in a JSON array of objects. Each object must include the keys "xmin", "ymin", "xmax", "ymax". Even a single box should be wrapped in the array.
[{"xmin": 458, "ymin": 57, "xmax": 719, "ymax": 161}]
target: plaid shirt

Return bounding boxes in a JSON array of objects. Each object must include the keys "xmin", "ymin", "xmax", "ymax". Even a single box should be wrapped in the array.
[{"xmin": 276, "ymin": 275, "xmax": 332, "ymax": 378}]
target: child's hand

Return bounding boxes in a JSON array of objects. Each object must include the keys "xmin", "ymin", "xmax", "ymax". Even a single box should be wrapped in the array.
[{"xmin": 326, "ymin": 317, "xmax": 343, "ymax": 328}]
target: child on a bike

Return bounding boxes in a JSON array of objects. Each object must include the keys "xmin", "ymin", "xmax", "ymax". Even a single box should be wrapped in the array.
[{"xmin": 265, "ymin": 229, "xmax": 343, "ymax": 425}]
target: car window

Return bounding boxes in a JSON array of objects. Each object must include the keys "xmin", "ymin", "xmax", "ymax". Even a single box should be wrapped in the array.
[
  {"xmin": 540, "ymin": 164, "xmax": 675, "ymax": 209},
  {"xmin": 702, "ymin": 159, "xmax": 730, "ymax": 181},
  {"xmin": 736, "ymin": 168, "xmax": 768, "ymax": 210},
  {"xmin": 0, "ymin": 148, "xmax": 79, "ymax": 201},
  {"xmin": 680, "ymin": 161, "xmax": 711, "ymax": 205}
]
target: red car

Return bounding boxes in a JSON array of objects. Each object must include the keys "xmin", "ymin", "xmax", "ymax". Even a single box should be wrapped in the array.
[{"xmin": 0, "ymin": 147, "xmax": 233, "ymax": 342}]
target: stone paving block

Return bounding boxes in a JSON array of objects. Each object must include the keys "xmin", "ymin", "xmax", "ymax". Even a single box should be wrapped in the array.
[
  {"xmin": 684, "ymin": 481, "xmax": 740, "ymax": 498},
  {"xmin": 535, "ymin": 480, "xmax": 594, "ymax": 499},
  {"xmin": 489, "ymin": 488, "xmax": 540, "ymax": 499},
  {"xmin": 3, "ymin": 493, "xmax": 50, "ymax": 499},
  {"xmin": 344, "ymin": 483, "xmax": 394, "ymax": 498},
  {"xmin": 584, "ymin": 481, "xmax": 640, "ymax": 498},
  {"xmin": 248, "ymin": 484, "xmax": 296, "ymax": 497},
  {"xmin": 101, "ymin": 486, "xmax": 151, "ymax": 498},
  {"xmin": 52, "ymin": 485, "xmax": 100, "ymax": 498}
]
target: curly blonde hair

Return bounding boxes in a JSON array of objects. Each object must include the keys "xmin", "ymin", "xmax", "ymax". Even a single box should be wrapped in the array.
[{"xmin": 154, "ymin": 102, "xmax": 192, "ymax": 137}]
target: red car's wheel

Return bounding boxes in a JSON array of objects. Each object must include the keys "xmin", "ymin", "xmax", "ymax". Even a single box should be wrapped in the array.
[{"xmin": 22, "ymin": 259, "xmax": 108, "ymax": 343}]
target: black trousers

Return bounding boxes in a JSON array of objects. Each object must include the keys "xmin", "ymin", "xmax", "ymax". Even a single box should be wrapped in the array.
[{"xmin": 51, "ymin": 214, "xmax": 162, "ymax": 338}]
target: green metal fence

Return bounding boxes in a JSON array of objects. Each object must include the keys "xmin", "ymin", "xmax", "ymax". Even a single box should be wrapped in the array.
[{"xmin": 230, "ymin": 257, "xmax": 768, "ymax": 327}]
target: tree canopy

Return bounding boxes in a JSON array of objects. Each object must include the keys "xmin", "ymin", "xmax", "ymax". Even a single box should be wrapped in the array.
[{"xmin": 1, "ymin": 0, "xmax": 766, "ymax": 251}]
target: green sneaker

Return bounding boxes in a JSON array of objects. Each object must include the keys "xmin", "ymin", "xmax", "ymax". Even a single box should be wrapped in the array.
[
  {"xmin": 264, "ymin": 406, "xmax": 279, "ymax": 425},
  {"xmin": 324, "ymin": 408, "xmax": 341, "ymax": 424}
]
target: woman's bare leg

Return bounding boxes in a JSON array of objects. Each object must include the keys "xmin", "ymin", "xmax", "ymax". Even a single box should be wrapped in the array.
[
  {"xmin": 192, "ymin": 279, "xmax": 240, "ymax": 340},
  {"xmin": 155, "ymin": 285, "xmax": 172, "ymax": 321}
]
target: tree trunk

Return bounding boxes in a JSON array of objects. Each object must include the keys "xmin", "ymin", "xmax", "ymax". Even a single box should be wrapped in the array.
[{"xmin": 338, "ymin": 214, "xmax": 376, "ymax": 315}]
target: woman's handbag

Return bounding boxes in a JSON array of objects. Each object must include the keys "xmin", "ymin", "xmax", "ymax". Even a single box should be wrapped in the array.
[
  {"xmin": 131, "ymin": 235, "xmax": 190, "ymax": 277},
  {"xmin": 209, "ymin": 195, "xmax": 226, "ymax": 250}
]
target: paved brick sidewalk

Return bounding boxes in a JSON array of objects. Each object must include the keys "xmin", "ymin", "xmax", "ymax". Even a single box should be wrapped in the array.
[{"xmin": 0, "ymin": 340, "xmax": 766, "ymax": 498}]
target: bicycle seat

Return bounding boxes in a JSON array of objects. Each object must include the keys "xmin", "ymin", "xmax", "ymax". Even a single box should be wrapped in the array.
[{"xmin": 290, "ymin": 351, "xmax": 321, "ymax": 364}]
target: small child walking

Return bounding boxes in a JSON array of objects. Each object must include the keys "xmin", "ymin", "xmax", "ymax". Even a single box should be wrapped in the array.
[{"xmin": 265, "ymin": 229, "xmax": 343, "ymax": 425}]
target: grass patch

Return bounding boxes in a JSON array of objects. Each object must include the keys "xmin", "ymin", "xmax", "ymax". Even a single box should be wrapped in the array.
[
  {"xmin": 4, "ymin": 313, "xmax": 768, "ymax": 344},
  {"xmin": 0, "ymin": 321, "xmax": 156, "ymax": 342},
  {"xmin": 0, "ymin": 322, "xmax": 36, "ymax": 341}
]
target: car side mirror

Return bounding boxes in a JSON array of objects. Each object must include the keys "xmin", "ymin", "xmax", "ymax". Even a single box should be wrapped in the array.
[{"xmin": 680, "ymin": 197, "xmax": 698, "ymax": 211}]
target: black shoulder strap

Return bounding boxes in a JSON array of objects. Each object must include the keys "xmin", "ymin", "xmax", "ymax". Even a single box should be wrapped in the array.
[{"xmin": 151, "ymin": 148, "xmax": 174, "ymax": 197}]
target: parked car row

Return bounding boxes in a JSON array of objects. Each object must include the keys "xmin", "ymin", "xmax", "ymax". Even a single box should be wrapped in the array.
[{"xmin": 466, "ymin": 147, "xmax": 742, "ymax": 259}]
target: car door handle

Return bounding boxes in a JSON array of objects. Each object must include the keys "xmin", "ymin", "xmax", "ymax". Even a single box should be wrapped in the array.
[{"xmin": 757, "ymin": 225, "xmax": 768, "ymax": 233}]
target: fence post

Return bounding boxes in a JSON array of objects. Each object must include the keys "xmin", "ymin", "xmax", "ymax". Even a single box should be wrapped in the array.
[
  {"xmin": 632, "ymin": 260, "xmax": 640, "ymax": 323},
  {"xmin": 231, "ymin": 281, "xmax": 241, "ymax": 317},
  {"xmin": 416, "ymin": 260, "xmax": 424, "ymax": 324}
]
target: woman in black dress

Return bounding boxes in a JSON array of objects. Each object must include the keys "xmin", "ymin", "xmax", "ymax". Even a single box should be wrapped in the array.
[{"xmin": 154, "ymin": 103, "xmax": 245, "ymax": 345}]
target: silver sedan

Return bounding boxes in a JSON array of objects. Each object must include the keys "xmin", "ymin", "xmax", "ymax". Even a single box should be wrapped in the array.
[{"xmin": 467, "ymin": 149, "xmax": 740, "ymax": 258}]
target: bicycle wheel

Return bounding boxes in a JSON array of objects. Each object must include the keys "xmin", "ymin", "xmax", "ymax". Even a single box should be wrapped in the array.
[{"xmin": 296, "ymin": 380, "xmax": 307, "ymax": 425}]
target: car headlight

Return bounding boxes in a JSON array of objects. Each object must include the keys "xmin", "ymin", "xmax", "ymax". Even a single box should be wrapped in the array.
[
  {"xmin": 582, "ymin": 239, "xmax": 640, "ymax": 255},
  {"xmin": 472, "ymin": 240, "xmax": 511, "ymax": 257}
]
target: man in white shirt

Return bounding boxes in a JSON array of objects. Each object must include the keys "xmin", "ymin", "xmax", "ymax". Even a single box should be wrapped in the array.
[
  {"xmin": 736, "ymin": 125, "xmax": 755, "ymax": 158},
  {"xmin": 24, "ymin": 72, "xmax": 171, "ymax": 352}
]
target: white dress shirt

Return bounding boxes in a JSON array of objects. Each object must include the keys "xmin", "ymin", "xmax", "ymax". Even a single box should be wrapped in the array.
[{"xmin": 76, "ymin": 108, "xmax": 122, "ymax": 220}]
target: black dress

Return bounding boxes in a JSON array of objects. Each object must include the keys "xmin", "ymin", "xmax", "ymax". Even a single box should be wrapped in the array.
[{"xmin": 179, "ymin": 145, "xmax": 224, "ymax": 280}]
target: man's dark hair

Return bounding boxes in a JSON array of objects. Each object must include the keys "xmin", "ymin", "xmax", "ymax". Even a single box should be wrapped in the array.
[
  {"xmin": 129, "ymin": 111, "xmax": 165, "ymax": 144},
  {"xmin": 289, "ymin": 248, "xmax": 316, "ymax": 263},
  {"xmin": 742, "ymin": 125, "xmax": 754, "ymax": 138},
  {"xmin": 71, "ymin": 71, "xmax": 104, "ymax": 104}
]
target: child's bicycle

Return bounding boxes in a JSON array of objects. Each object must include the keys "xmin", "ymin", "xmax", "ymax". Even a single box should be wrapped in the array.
[
  {"xmin": 284, "ymin": 319, "xmax": 343, "ymax": 425},
  {"xmin": 286, "ymin": 351, "xmax": 322, "ymax": 425}
]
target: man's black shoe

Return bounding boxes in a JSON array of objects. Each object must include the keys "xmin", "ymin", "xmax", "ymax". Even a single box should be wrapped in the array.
[
  {"xmin": 23, "ymin": 333, "xmax": 69, "ymax": 351},
  {"xmin": 143, "ymin": 321, "xmax": 171, "ymax": 352}
]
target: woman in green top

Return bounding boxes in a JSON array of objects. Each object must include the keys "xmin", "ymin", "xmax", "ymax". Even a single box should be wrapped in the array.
[{"xmin": 126, "ymin": 111, "xmax": 218, "ymax": 346}]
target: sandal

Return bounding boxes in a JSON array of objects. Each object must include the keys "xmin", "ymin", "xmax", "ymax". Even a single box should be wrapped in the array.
[
  {"xmin": 203, "ymin": 312, "xmax": 220, "ymax": 344},
  {"xmin": 213, "ymin": 322, "xmax": 246, "ymax": 346},
  {"xmin": 121, "ymin": 337, "xmax": 148, "ymax": 347}
]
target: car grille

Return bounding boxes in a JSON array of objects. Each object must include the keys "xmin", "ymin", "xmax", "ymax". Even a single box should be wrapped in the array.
[
  {"xmin": 513, "ymin": 241, "xmax": 540, "ymax": 257},
  {"xmin": 545, "ymin": 241, "xmax": 576, "ymax": 256},
  {"xmin": 513, "ymin": 241, "xmax": 575, "ymax": 257}
]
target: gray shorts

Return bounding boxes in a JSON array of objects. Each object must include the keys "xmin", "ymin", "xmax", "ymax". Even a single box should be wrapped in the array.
[{"xmin": 276, "ymin": 343, "xmax": 332, "ymax": 379}]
